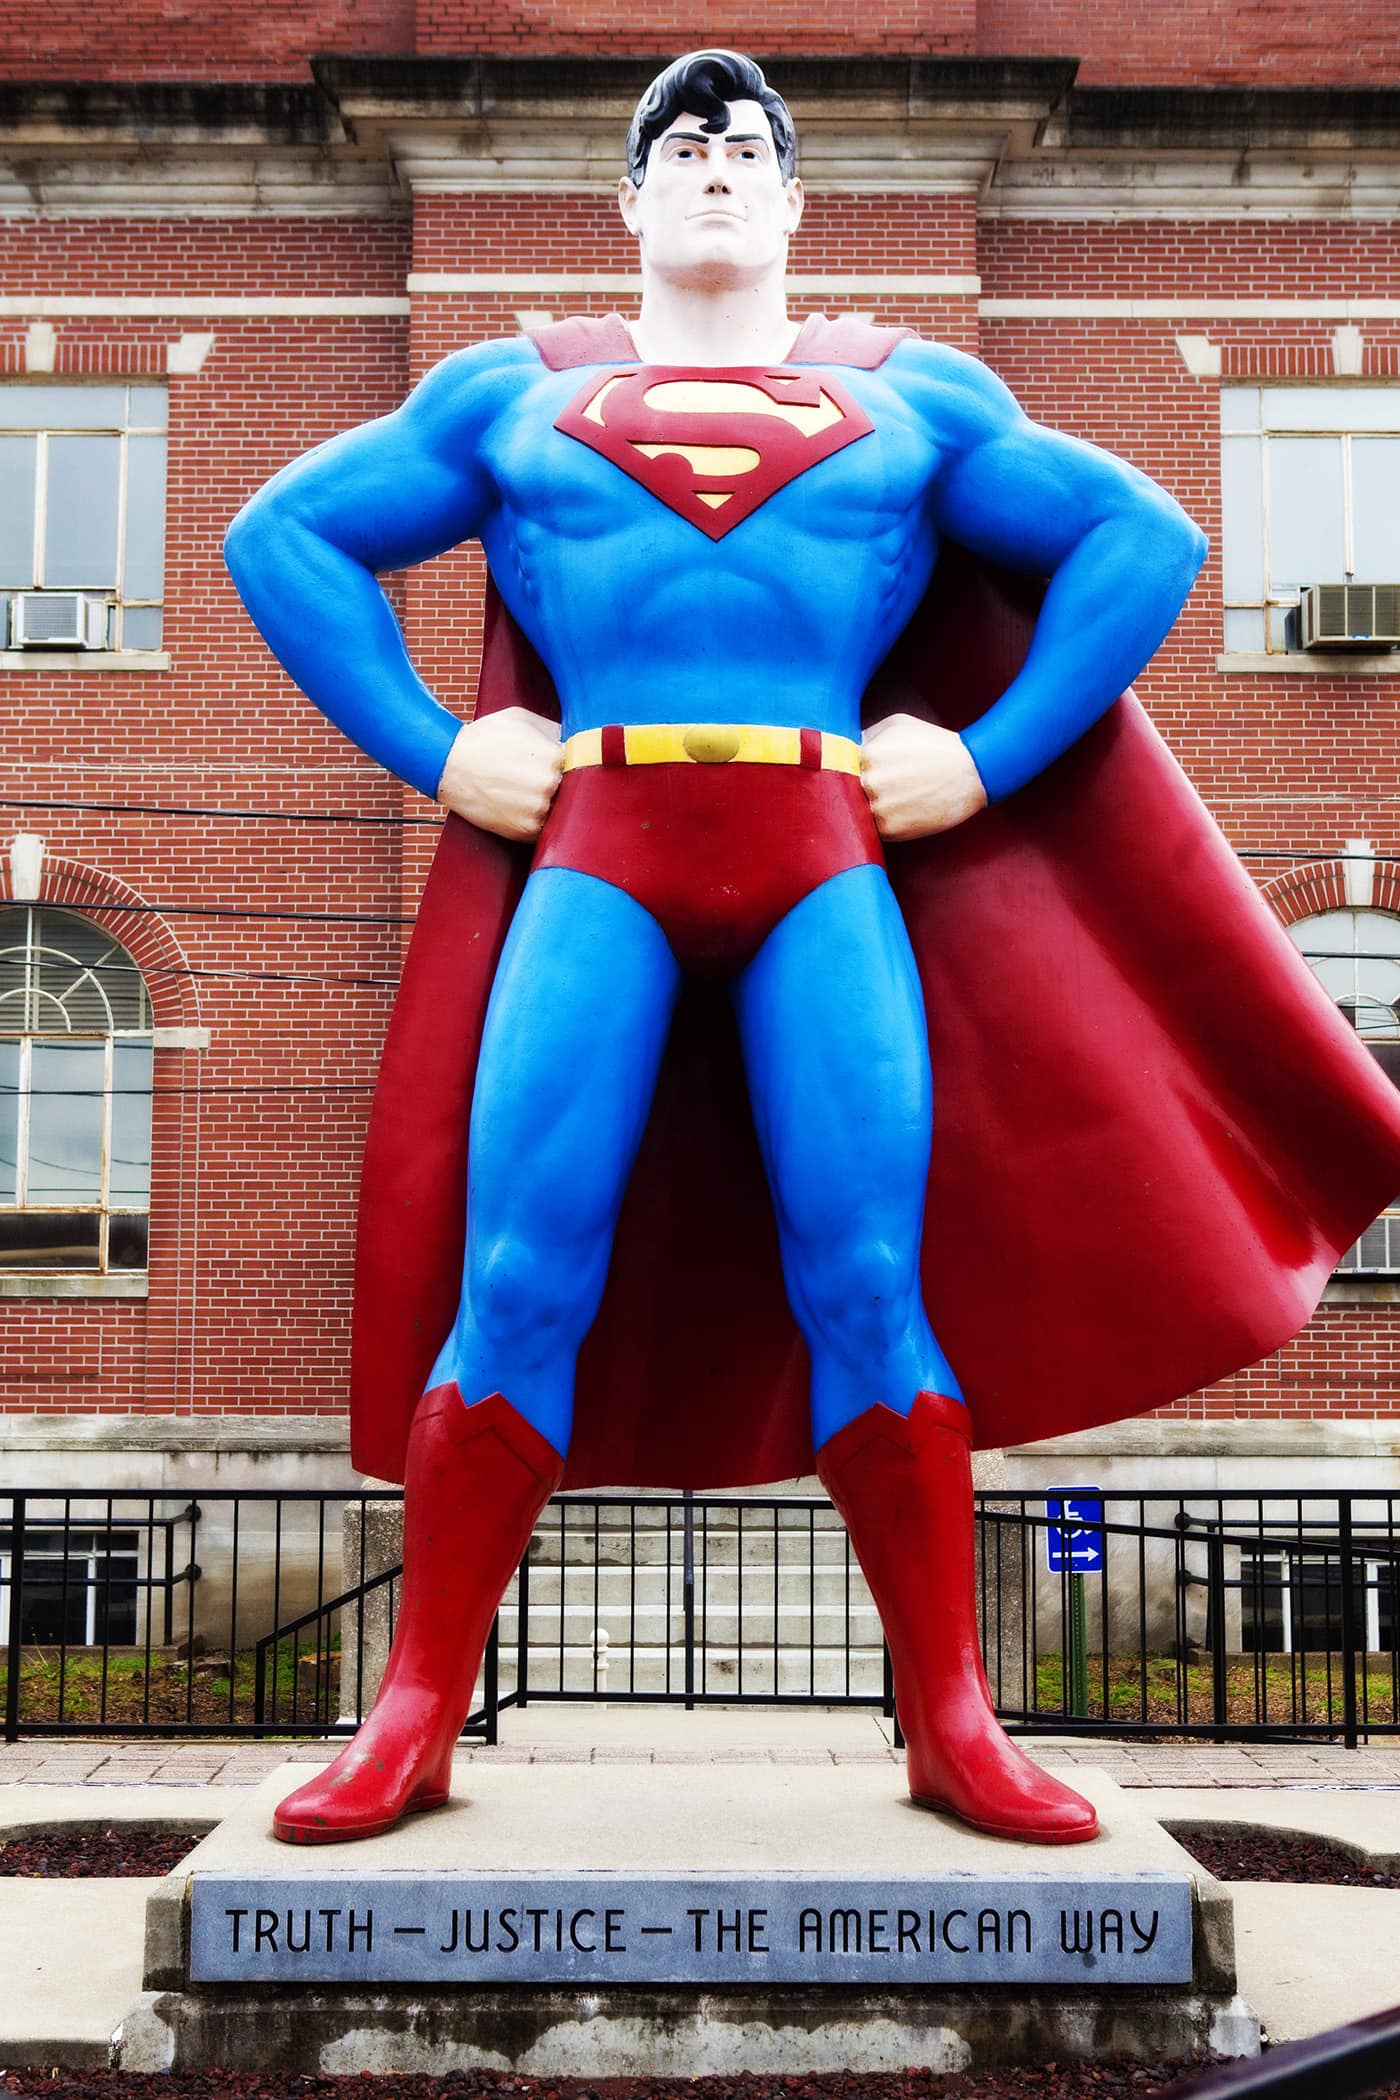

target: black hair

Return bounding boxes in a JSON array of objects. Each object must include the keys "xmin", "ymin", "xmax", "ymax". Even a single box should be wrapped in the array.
[{"xmin": 626, "ymin": 50, "xmax": 797, "ymax": 188}]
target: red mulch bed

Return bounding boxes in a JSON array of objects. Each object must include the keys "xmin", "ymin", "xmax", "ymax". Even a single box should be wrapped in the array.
[
  {"xmin": 0, "ymin": 1827, "xmax": 203, "ymax": 1876},
  {"xmin": 1168, "ymin": 1823, "xmax": 1400, "ymax": 1887},
  {"xmin": 6, "ymin": 2064, "xmax": 1398, "ymax": 2100},
  {"xmin": 0, "ymin": 2069, "xmax": 1227, "ymax": 2097}
]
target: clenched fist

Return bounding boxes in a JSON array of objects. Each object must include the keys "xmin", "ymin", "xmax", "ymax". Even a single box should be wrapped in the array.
[
  {"xmin": 860, "ymin": 712, "xmax": 988, "ymax": 841},
  {"xmin": 436, "ymin": 706, "xmax": 565, "ymax": 842}
]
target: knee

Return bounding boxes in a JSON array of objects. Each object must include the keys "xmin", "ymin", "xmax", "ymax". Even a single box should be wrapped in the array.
[
  {"xmin": 787, "ymin": 1231, "xmax": 920, "ymax": 1371},
  {"xmin": 465, "ymin": 1228, "xmax": 602, "ymax": 1366}
]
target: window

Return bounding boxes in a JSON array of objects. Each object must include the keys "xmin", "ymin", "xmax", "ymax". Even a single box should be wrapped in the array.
[
  {"xmin": 0, "ymin": 1527, "xmax": 139, "ymax": 1645},
  {"xmin": 1291, "ymin": 908, "xmax": 1400, "ymax": 1271},
  {"xmin": 1240, "ymin": 1548, "xmax": 1396, "ymax": 1656},
  {"xmin": 1221, "ymin": 386, "xmax": 1400, "ymax": 654},
  {"xmin": 0, "ymin": 383, "xmax": 167, "ymax": 652},
  {"xmin": 0, "ymin": 907, "xmax": 154, "ymax": 1272}
]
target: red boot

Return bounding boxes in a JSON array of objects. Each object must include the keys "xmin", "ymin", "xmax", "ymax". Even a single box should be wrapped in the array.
[
  {"xmin": 818, "ymin": 1392, "xmax": 1098, "ymax": 1844},
  {"xmin": 273, "ymin": 1385, "xmax": 562, "ymax": 1844}
]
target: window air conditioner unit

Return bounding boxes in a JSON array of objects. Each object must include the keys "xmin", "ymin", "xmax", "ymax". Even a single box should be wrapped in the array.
[
  {"xmin": 9, "ymin": 592, "xmax": 109, "ymax": 649},
  {"xmin": 1299, "ymin": 583, "xmax": 1400, "ymax": 651}
]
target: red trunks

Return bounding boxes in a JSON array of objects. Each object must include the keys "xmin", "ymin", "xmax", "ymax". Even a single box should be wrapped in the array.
[{"xmin": 531, "ymin": 757, "xmax": 883, "ymax": 978}]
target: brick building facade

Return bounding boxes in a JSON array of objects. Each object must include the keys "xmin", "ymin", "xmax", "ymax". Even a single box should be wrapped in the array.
[{"xmin": 2, "ymin": 4, "xmax": 1400, "ymax": 1513}]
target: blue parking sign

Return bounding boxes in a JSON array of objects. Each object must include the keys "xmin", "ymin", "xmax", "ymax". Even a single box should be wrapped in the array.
[{"xmin": 1046, "ymin": 1488, "xmax": 1104, "ymax": 1574}]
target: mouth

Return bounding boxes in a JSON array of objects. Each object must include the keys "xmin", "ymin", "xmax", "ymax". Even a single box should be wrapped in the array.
[{"xmin": 687, "ymin": 207, "xmax": 745, "ymax": 223}]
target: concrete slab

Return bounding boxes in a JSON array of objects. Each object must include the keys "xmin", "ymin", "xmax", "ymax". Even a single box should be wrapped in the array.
[
  {"xmin": 1229, "ymin": 1885, "xmax": 1400, "ymax": 2042},
  {"xmin": 0, "ymin": 1786, "xmax": 226, "ymax": 1838},
  {"xmin": 149, "ymin": 1758, "xmax": 1220, "ymax": 1887},
  {"xmin": 1149, "ymin": 1786, "xmax": 1400, "ymax": 1871},
  {"xmin": 0, "ymin": 1878, "xmax": 162, "ymax": 2067},
  {"xmin": 120, "ymin": 1763, "xmax": 1257, "ymax": 2075}
]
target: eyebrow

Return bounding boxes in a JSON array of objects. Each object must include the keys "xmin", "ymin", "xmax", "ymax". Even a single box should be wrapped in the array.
[{"xmin": 664, "ymin": 131, "xmax": 769, "ymax": 147}]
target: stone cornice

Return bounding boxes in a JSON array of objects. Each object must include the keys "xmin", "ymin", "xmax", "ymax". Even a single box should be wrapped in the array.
[
  {"xmin": 1054, "ymin": 84, "xmax": 1400, "ymax": 152},
  {"xmin": 3, "ymin": 65, "xmax": 1400, "ymax": 217},
  {"xmin": 0, "ymin": 79, "xmax": 343, "ymax": 148},
  {"xmin": 314, "ymin": 54, "xmax": 1078, "ymax": 197}
]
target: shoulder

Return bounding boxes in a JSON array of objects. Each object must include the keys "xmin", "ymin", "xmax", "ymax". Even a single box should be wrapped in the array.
[
  {"xmin": 879, "ymin": 336, "xmax": 1027, "ymax": 447},
  {"xmin": 401, "ymin": 335, "xmax": 542, "ymax": 446}
]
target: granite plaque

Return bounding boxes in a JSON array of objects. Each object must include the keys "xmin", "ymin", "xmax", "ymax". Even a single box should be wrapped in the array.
[{"xmin": 189, "ymin": 1869, "xmax": 1194, "ymax": 1986}]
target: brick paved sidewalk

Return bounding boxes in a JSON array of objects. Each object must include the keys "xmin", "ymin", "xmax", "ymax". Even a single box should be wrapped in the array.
[{"xmin": 3, "ymin": 1736, "xmax": 1400, "ymax": 1788}]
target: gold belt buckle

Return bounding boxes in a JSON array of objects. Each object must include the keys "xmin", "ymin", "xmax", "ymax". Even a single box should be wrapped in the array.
[{"xmin": 681, "ymin": 726, "xmax": 742, "ymax": 764}]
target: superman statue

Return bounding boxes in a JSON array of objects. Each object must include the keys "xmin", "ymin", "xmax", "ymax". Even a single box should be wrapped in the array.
[{"xmin": 225, "ymin": 50, "xmax": 1400, "ymax": 1847}]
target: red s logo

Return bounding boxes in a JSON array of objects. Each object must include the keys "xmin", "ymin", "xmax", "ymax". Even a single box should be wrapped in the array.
[{"xmin": 554, "ymin": 366, "xmax": 874, "ymax": 540}]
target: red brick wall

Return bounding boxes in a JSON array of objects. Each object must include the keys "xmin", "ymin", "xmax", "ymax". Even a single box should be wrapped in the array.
[
  {"xmin": 5, "ymin": 130, "xmax": 1400, "ymax": 1431},
  {"xmin": 979, "ymin": 0, "xmax": 1400, "ymax": 84},
  {"xmin": 7, "ymin": 0, "xmax": 1394, "ymax": 79},
  {"xmin": 0, "ymin": 216, "xmax": 411, "ymax": 1413},
  {"xmin": 0, "ymin": 0, "xmax": 412, "ymax": 80},
  {"xmin": 413, "ymin": 0, "xmax": 976, "ymax": 57}
]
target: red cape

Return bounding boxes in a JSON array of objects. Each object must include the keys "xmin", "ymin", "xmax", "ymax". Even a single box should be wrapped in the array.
[{"xmin": 350, "ymin": 316, "xmax": 1400, "ymax": 1488}]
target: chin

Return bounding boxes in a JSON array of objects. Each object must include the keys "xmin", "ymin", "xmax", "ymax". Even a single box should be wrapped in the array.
[{"xmin": 661, "ymin": 238, "xmax": 779, "ymax": 287}]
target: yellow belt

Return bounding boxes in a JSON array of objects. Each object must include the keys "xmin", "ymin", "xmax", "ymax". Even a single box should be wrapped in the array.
[{"xmin": 562, "ymin": 723, "xmax": 863, "ymax": 775}]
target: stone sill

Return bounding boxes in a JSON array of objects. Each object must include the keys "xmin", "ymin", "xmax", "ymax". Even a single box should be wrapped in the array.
[
  {"xmin": 0, "ymin": 1273, "xmax": 148, "ymax": 1298},
  {"xmin": 1216, "ymin": 650, "xmax": 1400, "ymax": 675},
  {"xmin": 1011, "ymin": 1417, "xmax": 1400, "ymax": 1460},
  {"xmin": 0, "ymin": 1411, "xmax": 350, "ymax": 1452},
  {"xmin": 1322, "ymin": 1274, "xmax": 1400, "ymax": 1303},
  {"xmin": 0, "ymin": 650, "xmax": 169, "ymax": 672}
]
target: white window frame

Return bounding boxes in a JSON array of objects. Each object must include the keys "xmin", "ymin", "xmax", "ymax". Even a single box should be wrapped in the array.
[
  {"xmin": 0, "ymin": 382, "xmax": 167, "ymax": 655},
  {"xmin": 0, "ymin": 906, "xmax": 155, "ymax": 1275},
  {"xmin": 0, "ymin": 1530, "xmax": 140, "ymax": 1646},
  {"xmin": 1365, "ymin": 1558, "xmax": 1397, "ymax": 1654},
  {"xmin": 1243, "ymin": 1548, "xmax": 1396, "ymax": 1653},
  {"xmin": 1221, "ymin": 385, "xmax": 1400, "ymax": 657},
  {"xmin": 1290, "ymin": 907, "xmax": 1400, "ymax": 1274}
]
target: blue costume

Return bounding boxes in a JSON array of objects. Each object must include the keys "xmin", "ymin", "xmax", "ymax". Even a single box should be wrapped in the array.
[{"xmin": 225, "ymin": 319, "xmax": 1205, "ymax": 1465}]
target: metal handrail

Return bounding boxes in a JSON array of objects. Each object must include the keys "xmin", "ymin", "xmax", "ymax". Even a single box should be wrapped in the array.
[
  {"xmin": 1154, "ymin": 2003, "xmax": 1400, "ymax": 2099},
  {"xmin": 250, "ymin": 1556, "xmax": 501, "ymax": 1745}
]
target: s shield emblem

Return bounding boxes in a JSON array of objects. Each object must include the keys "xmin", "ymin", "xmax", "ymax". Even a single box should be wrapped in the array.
[{"xmin": 554, "ymin": 366, "xmax": 874, "ymax": 540}]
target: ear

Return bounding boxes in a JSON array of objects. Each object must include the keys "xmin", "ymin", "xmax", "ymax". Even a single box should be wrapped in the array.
[
  {"xmin": 784, "ymin": 177, "xmax": 805, "ymax": 235},
  {"xmin": 617, "ymin": 175, "xmax": 641, "ymax": 236}
]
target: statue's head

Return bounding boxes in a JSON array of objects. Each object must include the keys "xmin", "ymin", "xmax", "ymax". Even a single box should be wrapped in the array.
[{"xmin": 618, "ymin": 50, "xmax": 803, "ymax": 287}]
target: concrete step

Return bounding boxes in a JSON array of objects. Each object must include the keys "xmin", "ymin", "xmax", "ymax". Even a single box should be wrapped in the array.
[
  {"xmin": 487, "ymin": 1645, "xmax": 889, "ymax": 1698},
  {"xmin": 515, "ymin": 1565, "xmax": 876, "ymax": 1609},
  {"xmin": 495, "ymin": 1601, "xmax": 885, "ymax": 1648},
  {"xmin": 527, "ymin": 1522, "xmax": 854, "ymax": 1570}
]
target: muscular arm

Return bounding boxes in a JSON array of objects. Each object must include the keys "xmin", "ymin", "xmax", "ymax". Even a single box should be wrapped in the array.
[
  {"xmin": 224, "ymin": 338, "xmax": 533, "ymax": 799},
  {"xmin": 900, "ymin": 343, "xmax": 1207, "ymax": 804}
]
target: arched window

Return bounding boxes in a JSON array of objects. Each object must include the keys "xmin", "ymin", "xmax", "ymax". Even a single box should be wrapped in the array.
[
  {"xmin": 1289, "ymin": 908, "xmax": 1400, "ymax": 1271},
  {"xmin": 0, "ymin": 906, "xmax": 154, "ymax": 1272}
]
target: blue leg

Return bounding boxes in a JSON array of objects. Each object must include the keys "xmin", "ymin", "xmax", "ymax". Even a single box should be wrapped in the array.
[
  {"xmin": 427, "ymin": 866, "xmax": 682, "ymax": 1458},
  {"xmin": 732, "ymin": 863, "xmax": 963, "ymax": 1454}
]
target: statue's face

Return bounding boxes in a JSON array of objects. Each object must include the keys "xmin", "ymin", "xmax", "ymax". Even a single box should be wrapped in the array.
[{"xmin": 618, "ymin": 100, "xmax": 803, "ymax": 287}]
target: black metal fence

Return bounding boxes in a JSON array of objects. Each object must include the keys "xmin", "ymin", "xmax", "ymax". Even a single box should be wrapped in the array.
[{"xmin": 2, "ymin": 1485, "xmax": 1397, "ymax": 1744}]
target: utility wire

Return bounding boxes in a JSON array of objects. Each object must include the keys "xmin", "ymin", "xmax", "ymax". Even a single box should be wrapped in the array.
[
  {"xmin": 1, "ymin": 1083, "xmax": 376, "ymax": 1098},
  {"xmin": 0, "ymin": 791, "xmax": 1396, "ymax": 867},
  {"xmin": 0, "ymin": 794, "xmax": 441, "ymax": 828}
]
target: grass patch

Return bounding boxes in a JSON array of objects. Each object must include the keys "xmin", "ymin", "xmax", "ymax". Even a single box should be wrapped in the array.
[{"xmin": 1028, "ymin": 1649, "xmax": 1398, "ymax": 1728}]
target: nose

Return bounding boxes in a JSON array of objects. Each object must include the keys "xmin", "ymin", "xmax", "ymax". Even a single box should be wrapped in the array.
[{"xmin": 704, "ymin": 169, "xmax": 732, "ymax": 194}]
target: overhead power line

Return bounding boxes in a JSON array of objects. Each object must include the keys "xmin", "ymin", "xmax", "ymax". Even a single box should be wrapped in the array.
[{"xmin": 0, "ymin": 794, "xmax": 441, "ymax": 827}]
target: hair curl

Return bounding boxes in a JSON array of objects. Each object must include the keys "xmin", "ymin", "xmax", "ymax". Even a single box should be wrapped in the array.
[{"xmin": 626, "ymin": 50, "xmax": 797, "ymax": 188}]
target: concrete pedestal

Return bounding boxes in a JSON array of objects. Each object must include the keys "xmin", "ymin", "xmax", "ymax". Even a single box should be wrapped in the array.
[{"xmin": 118, "ymin": 1762, "xmax": 1258, "ymax": 2075}]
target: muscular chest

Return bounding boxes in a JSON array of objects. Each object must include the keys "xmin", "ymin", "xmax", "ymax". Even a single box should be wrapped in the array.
[{"xmin": 483, "ymin": 360, "xmax": 938, "ymax": 557}]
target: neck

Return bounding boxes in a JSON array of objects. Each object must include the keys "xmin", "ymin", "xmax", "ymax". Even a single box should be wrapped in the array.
[{"xmin": 629, "ymin": 273, "xmax": 800, "ymax": 366}]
